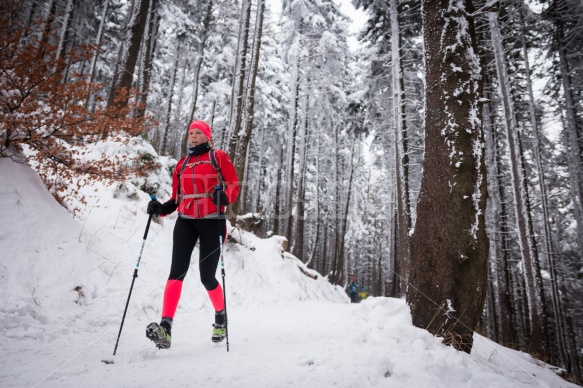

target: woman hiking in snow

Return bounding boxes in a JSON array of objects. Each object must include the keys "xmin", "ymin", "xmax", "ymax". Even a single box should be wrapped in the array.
[{"xmin": 145, "ymin": 120, "xmax": 239, "ymax": 349}]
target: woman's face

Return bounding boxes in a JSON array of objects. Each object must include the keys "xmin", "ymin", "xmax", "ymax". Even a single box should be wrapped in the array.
[{"xmin": 188, "ymin": 129, "xmax": 208, "ymax": 146}]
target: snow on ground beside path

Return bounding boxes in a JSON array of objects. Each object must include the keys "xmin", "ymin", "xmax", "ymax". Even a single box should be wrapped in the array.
[{"xmin": 0, "ymin": 157, "xmax": 577, "ymax": 388}]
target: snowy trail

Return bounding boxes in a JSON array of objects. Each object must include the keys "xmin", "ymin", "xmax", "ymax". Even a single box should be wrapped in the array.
[
  {"xmin": 4, "ymin": 297, "xmax": 571, "ymax": 388},
  {"xmin": 1, "ymin": 158, "xmax": 576, "ymax": 388}
]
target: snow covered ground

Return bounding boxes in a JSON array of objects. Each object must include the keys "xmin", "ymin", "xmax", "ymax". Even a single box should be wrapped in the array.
[{"xmin": 0, "ymin": 157, "xmax": 577, "ymax": 388}]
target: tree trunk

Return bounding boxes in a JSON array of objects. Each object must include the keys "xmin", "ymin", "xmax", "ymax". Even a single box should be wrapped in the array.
[
  {"xmin": 85, "ymin": 0, "xmax": 109, "ymax": 110},
  {"xmin": 407, "ymin": 0, "xmax": 488, "ymax": 354},
  {"xmin": 489, "ymin": 10, "xmax": 548, "ymax": 359},
  {"xmin": 555, "ymin": 10, "xmax": 583, "ymax": 257},
  {"xmin": 483, "ymin": 88, "xmax": 518, "ymax": 348},
  {"xmin": 135, "ymin": 0, "xmax": 159, "ymax": 119},
  {"xmin": 273, "ymin": 145, "xmax": 284, "ymax": 236},
  {"xmin": 233, "ymin": 0, "xmax": 265, "ymax": 217},
  {"xmin": 227, "ymin": 0, "xmax": 251, "ymax": 159},
  {"xmin": 107, "ymin": 0, "xmax": 150, "ymax": 110},
  {"xmin": 181, "ymin": 0, "xmax": 213, "ymax": 154},
  {"xmin": 160, "ymin": 40, "xmax": 181, "ymax": 155},
  {"xmin": 54, "ymin": 0, "xmax": 74, "ymax": 77},
  {"xmin": 331, "ymin": 139, "xmax": 357, "ymax": 285},
  {"xmin": 293, "ymin": 88, "xmax": 309, "ymax": 261},
  {"xmin": 390, "ymin": 0, "xmax": 411, "ymax": 298},
  {"xmin": 520, "ymin": 13, "xmax": 568, "ymax": 368},
  {"xmin": 306, "ymin": 129, "xmax": 322, "ymax": 269},
  {"xmin": 284, "ymin": 52, "xmax": 301, "ymax": 245}
]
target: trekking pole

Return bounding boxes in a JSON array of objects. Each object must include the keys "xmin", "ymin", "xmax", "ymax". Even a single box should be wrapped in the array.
[
  {"xmin": 113, "ymin": 194, "xmax": 157, "ymax": 356},
  {"xmin": 216, "ymin": 185, "xmax": 229, "ymax": 352}
]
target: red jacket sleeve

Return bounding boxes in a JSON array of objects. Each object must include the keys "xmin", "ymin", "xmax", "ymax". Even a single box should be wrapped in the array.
[{"xmin": 215, "ymin": 150, "xmax": 240, "ymax": 204}]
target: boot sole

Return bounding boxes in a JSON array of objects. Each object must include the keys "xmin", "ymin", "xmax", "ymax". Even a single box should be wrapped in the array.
[{"xmin": 146, "ymin": 322, "xmax": 171, "ymax": 349}]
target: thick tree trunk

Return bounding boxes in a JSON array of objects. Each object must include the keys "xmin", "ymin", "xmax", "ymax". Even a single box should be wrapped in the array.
[{"xmin": 407, "ymin": 0, "xmax": 488, "ymax": 354}]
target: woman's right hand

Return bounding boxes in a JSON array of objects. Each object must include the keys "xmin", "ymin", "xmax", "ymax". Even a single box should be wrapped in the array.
[{"xmin": 147, "ymin": 200, "xmax": 162, "ymax": 215}]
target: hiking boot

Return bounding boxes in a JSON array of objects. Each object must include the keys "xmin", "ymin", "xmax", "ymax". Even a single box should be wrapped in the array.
[
  {"xmin": 212, "ymin": 310, "xmax": 226, "ymax": 342},
  {"xmin": 146, "ymin": 320, "xmax": 172, "ymax": 349},
  {"xmin": 212, "ymin": 323, "xmax": 226, "ymax": 343}
]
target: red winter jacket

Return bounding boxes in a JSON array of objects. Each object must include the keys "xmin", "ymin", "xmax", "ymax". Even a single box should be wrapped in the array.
[{"xmin": 170, "ymin": 149, "xmax": 239, "ymax": 219}]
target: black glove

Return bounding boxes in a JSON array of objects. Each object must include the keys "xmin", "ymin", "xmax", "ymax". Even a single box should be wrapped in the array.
[
  {"xmin": 147, "ymin": 200, "xmax": 178, "ymax": 216},
  {"xmin": 212, "ymin": 190, "xmax": 229, "ymax": 207},
  {"xmin": 147, "ymin": 200, "xmax": 162, "ymax": 215}
]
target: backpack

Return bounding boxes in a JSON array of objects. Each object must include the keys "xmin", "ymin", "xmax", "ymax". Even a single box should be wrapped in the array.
[{"xmin": 175, "ymin": 150, "xmax": 224, "ymax": 204}]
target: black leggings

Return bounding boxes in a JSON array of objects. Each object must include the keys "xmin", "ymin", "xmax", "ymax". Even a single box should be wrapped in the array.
[{"xmin": 168, "ymin": 216, "xmax": 226, "ymax": 290}]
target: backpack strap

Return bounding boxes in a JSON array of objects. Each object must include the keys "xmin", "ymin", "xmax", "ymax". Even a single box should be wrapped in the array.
[
  {"xmin": 175, "ymin": 155, "xmax": 191, "ymax": 204},
  {"xmin": 209, "ymin": 150, "xmax": 225, "ymax": 189}
]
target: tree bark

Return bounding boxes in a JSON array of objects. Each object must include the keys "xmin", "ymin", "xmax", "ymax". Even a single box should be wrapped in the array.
[
  {"xmin": 233, "ymin": 0, "xmax": 265, "ymax": 217},
  {"xmin": 135, "ymin": 0, "xmax": 159, "ymax": 119},
  {"xmin": 407, "ymin": 0, "xmax": 488, "ymax": 354},
  {"xmin": 284, "ymin": 52, "xmax": 301, "ymax": 245},
  {"xmin": 160, "ymin": 40, "xmax": 181, "ymax": 155},
  {"xmin": 85, "ymin": 0, "xmax": 109, "ymax": 110},
  {"xmin": 390, "ymin": 0, "xmax": 411, "ymax": 298},
  {"xmin": 227, "ymin": 0, "xmax": 251, "ymax": 159},
  {"xmin": 107, "ymin": 0, "xmax": 150, "ymax": 110}
]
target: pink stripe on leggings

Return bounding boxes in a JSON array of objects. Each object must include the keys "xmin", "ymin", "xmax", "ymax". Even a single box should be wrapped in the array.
[
  {"xmin": 162, "ymin": 279, "xmax": 183, "ymax": 318},
  {"xmin": 207, "ymin": 284, "xmax": 224, "ymax": 312}
]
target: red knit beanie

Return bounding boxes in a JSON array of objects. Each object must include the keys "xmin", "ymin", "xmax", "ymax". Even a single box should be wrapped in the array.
[{"xmin": 188, "ymin": 120, "xmax": 212, "ymax": 140}]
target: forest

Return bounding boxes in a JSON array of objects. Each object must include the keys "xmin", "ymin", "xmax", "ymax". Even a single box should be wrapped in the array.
[{"xmin": 1, "ymin": 0, "xmax": 582, "ymax": 383}]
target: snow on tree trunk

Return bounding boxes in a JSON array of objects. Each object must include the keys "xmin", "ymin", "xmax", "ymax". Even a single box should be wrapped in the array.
[
  {"xmin": 182, "ymin": 0, "xmax": 213, "ymax": 154},
  {"xmin": 233, "ymin": 0, "xmax": 265, "ymax": 217},
  {"xmin": 160, "ymin": 40, "xmax": 181, "ymax": 156},
  {"xmin": 293, "ymin": 87, "xmax": 309, "ymax": 261},
  {"xmin": 407, "ymin": 0, "xmax": 488, "ymax": 354},
  {"xmin": 488, "ymin": 10, "xmax": 548, "ymax": 359},
  {"xmin": 227, "ymin": 0, "xmax": 251, "ymax": 160},
  {"xmin": 284, "ymin": 52, "xmax": 301, "ymax": 245},
  {"xmin": 390, "ymin": 0, "xmax": 412, "ymax": 297},
  {"xmin": 555, "ymin": 15, "xmax": 583, "ymax": 257},
  {"xmin": 135, "ymin": 0, "xmax": 159, "ymax": 119},
  {"xmin": 107, "ymin": 0, "xmax": 150, "ymax": 110},
  {"xmin": 85, "ymin": 0, "xmax": 109, "ymax": 110},
  {"xmin": 54, "ymin": 0, "xmax": 74, "ymax": 77}
]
